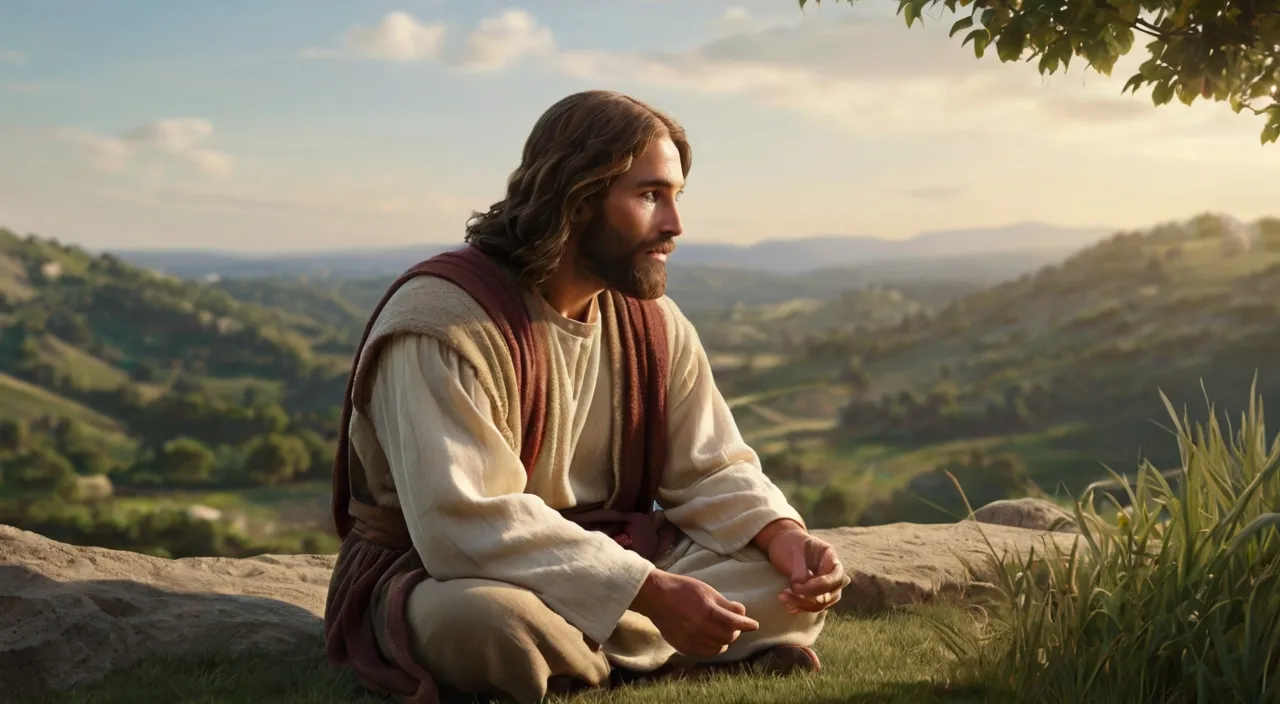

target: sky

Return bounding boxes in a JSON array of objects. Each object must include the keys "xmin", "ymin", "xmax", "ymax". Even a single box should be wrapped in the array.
[{"xmin": 0, "ymin": 0, "xmax": 1277, "ymax": 253}]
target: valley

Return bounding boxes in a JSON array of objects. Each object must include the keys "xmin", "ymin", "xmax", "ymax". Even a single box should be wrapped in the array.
[{"xmin": 2, "ymin": 213, "xmax": 1278, "ymax": 558}]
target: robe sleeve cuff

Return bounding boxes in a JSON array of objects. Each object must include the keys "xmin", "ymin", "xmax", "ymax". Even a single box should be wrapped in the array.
[{"xmin": 547, "ymin": 548, "xmax": 655, "ymax": 646}]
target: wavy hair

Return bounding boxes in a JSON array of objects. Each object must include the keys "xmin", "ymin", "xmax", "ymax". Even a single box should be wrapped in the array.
[{"xmin": 463, "ymin": 90, "xmax": 692, "ymax": 286}]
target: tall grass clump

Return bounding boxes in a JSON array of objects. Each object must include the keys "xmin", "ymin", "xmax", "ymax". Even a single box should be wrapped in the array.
[{"xmin": 936, "ymin": 382, "xmax": 1280, "ymax": 703}]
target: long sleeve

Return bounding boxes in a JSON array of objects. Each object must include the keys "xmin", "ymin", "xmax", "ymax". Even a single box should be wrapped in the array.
[
  {"xmin": 367, "ymin": 334, "xmax": 656, "ymax": 645},
  {"xmin": 655, "ymin": 299, "xmax": 806, "ymax": 555}
]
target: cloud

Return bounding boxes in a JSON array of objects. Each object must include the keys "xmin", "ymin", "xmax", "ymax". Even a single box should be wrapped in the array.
[
  {"xmin": 340, "ymin": 11, "xmax": 446, "ymax": 62},
  {"xmin": 53, "ymin": 118, "xmax": 234, "ymax": 177},
  {"xmin": 458, "ymin": 9, "xmax": 555, "ymax": 72},
  {"xmin": 549, "ymin": 11, "xmax": 1264, "ymax": 144},
  {"xmin": 299, "ymin": 7, "xmax": 1265, "ymax": 148},
  {"xmin": 0, "ymin": 48, "xmax": 24, "ymax": 65},
  {"xmin": 301, "ymin": 9, "xmax": 555, "ymax": 72}
]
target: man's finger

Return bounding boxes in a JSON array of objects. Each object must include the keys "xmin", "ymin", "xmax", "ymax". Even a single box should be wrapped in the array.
[
  {"xmin": 780, "ymin": 588, "xmax": 842, "ymax": 612},
  {"xmin": 792, "ymin": 567, "xmax": 846, "ymax": 598},
  {"xmin": 721, "ymin": 599, "xmax": 748, "ymax": 616},
  {"xmin": 711, "ymin": 601, "xmax": 760, "ymax": 632}
]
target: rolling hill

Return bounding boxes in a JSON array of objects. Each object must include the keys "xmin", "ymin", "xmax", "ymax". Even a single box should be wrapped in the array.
[
  {"xmin": 3, "ymin": 213, "xmax": 1278, "ymax": 553},
  {"xmin": 715, "ymin": 213, "xmax": 1280, "ymax": 521},
  {"xmin": 110, "ymin": 222, "xmax": 1109, "ymax": 280}
]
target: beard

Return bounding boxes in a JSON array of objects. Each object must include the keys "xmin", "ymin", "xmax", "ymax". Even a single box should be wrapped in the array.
[{"xmin": 576, "ymin": 215, "xmax": 671, "ymax": 300}]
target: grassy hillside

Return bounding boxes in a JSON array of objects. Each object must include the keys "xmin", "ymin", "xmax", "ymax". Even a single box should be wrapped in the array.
[
  {"xmin": 714, "ymin": 214, "xmax": 1280, "ymax": 523},
  {"xmin": 3, "ymin": 213, "xmax": 1279, "ymax": 557},
  {"xmin": 0, "ymin": 228, "xmax": 351, "ymax": 557}
]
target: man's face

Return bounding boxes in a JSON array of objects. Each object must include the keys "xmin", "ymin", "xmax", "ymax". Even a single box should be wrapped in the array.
[{"xmin": 576, "ymin": 136, "xmax": 685, "ymax": 300}]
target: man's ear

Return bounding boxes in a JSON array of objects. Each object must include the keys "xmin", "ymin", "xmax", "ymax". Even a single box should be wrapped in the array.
[{"xmin": 570, "ymin": 199, "xmax": 594, "ymax": 224}]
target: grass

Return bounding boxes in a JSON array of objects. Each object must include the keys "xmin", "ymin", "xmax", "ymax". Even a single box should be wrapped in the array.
[
  {"xmin": 37, "ymin": 335, "xmax": 132, "ymax": 390},
  {"xmin": 21, "ymin": 607, "xmax": 993, "ymax": 704},
  {"xmin": 0, "ymin": 372, "xmax": 139, "ymax": 462},
  {"xmin": 0, "ymin": 250, "xmax": 35, "ymax": 301},
  {"xmin": 932, "ymin": 380, "xmax": 1280, "ymax": 703},
  {"xmin": 0, "ymin": 372, "xmax": 121, "ymax": 429}
]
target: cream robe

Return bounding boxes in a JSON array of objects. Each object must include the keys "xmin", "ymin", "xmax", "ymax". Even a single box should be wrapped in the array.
[{"xmin": 364, "ymin": 289, "xmax": 814, "ymax": 659}]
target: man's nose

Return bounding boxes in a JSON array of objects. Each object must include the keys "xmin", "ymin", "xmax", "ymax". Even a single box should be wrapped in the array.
[{"xmin": 662, "ymin": 200, "xmax": 684, "ymax": 237}]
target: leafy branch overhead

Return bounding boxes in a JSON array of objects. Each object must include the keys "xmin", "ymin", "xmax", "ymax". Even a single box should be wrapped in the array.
[{"xmin": 799, "ymin": 0, "xmax": 1280, "ymax": 144}]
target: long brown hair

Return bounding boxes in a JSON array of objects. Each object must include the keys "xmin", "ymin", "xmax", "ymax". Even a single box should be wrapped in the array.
[{"xmin": 464, "ymin": 90, "xmax": 692, "ymax": 286}]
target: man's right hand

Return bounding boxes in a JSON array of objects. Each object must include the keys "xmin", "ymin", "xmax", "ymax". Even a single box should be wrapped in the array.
[{"xmin": 630, "ymin": 569, "xmax": 759, "ymax": 658}]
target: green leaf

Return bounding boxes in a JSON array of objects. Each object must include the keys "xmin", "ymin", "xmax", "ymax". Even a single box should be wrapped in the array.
[
  {"xmin": 950, "ymin": 15, "xmax": 974, "ymax": 38},
  {"xmin": 1122, "ymin": 73, "xmax": 1145, "ymax": 95},
  {"xmin": 1263, "ymin": 119, "xmax": 1280, "ymax": 146},
  {"xmin": 1250, "ymin": 81, "xmax": 1276, "ymax": 99},
  {"xmin": 1152, "ymin": 80, "xmax": 1175, "ymax": 106},
  {"xmin": 1176, "ymin": 81, "xmax": 1198, "ymax": 106},
  {"xmin": 1116, "ymin": 1, "xmax": 1140, "ymax": 23},
  {"xmin": 903, "ymin": 1, "xmax": 920, "ymax": 27},
  {"xmin": 963, "ymin": 28, "xmax": 991, "ymax": 58},
  {"xmin": 1038, "ymin": 51, "xmax": 1059, "ymax": 74},
  {"xmin": 996, "ymin": 23, "xmax": 1028, "ymax": 62}
]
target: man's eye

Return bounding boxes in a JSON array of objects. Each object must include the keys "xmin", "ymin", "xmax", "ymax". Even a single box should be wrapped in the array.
[{"xmin": 642, "ymin": 191, "xmax": 658, "ymax": 202}]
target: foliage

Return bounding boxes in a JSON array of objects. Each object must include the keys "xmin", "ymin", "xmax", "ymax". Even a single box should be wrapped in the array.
[
  {"xmin": 934, "ymin": 382, "xmax": 1280, "ymax": 702},
  {"xmin": 800, "ymin": 0, "xmax": 1280, "ymax": 144}
]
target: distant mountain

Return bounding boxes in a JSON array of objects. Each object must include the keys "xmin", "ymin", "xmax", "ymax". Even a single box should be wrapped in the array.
[{"xmin": 112, "ymin": 222, "xmax": 1112, "ymax": 280}]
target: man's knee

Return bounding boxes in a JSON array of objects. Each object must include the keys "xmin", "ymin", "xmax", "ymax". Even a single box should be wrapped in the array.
[
  {"xmin": 388, "ymin": 578, "xmax": 610, "ymax": 703},
  {"xmin": 404, "ymin": 578, "xmax": 547, "ymax": 642}
]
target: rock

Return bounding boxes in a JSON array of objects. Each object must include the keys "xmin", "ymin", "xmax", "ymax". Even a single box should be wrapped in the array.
[
  {"xmin": 1, "ymin": 520, "xmax": 1079, "ymax": 698},
  {"xmin": 971, "ymin": 497, "xmax": 1079, "ymax": 533},
  {"xmin": 0, "ymin": 524, "xmax": 335, "ymax": 700},
  {"xmin": 73, "ymin": 475, "xmax": 114, "ymax": 502},
  {"xmin": 813, "ymin": 521, "xmax": 1079, "ymax": 614}
]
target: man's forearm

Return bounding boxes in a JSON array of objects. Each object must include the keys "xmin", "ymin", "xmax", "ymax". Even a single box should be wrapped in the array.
[{"xmin": 750, "ymin": 517, "xmax": 806, "ymax": 554}]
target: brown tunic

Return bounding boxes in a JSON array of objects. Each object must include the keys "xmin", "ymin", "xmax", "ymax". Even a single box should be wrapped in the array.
[{"xmin": 322, "ymin": 244, "xmax": 673, "ymax": 703}]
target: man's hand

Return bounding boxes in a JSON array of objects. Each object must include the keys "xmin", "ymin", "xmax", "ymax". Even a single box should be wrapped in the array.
[
  {"xmin": 755, "ymin": 520, "xmax": 849, "ymax": 614},
  {"xmin": 631, "ymin": 570, "xmax": 759, "ymax": 658}
]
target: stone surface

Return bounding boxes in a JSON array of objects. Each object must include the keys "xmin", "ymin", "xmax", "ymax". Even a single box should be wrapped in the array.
[
  {"xmin": 971, "ymin": 497, "xmax": 1080, "ymax": 533},
  {"xmin": 1, "ymin": 520, "xmax": 1079, "ymax": 697},
  {"xmin": 0, "ymin": 524, "xmax": 335, "ymax": 700},
  {"xmin": 816, "ymin": 520, "xmax": 1079, "ymax": 614}
]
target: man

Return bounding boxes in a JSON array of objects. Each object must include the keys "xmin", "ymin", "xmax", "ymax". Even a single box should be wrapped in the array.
[{"xmin": 323, "ymin": 90, "xmax": 850, "ymax": 704}]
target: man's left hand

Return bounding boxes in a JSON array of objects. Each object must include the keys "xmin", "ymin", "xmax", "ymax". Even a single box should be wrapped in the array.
[{"xmin": 763, "ymin": 526, "xmax": 849, "ymax": 614}]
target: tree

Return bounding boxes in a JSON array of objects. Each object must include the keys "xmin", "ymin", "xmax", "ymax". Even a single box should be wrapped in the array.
[
  {"xmin": 241, "ymin": 433, "xmax": 312, "ymax": 486},
  {"xmin": 800, "ymin": 0, "xmax": 1280, "ymax": 144},
  {"xmin": 4, "ymin": 448, "xmax": 78, "ymax": 501},
  {"xmin": 155, "ymin": 437, "xmax": 217, "ymax": 484},
  {"xmin": 0, "ymin": 418, "xmax": 30, "ymax": 454}
]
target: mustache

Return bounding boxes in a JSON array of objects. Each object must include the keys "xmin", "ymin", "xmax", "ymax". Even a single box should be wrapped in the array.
[{"xmin": 639, "ymin": 237, "xmax": 676, "ymax": 255}]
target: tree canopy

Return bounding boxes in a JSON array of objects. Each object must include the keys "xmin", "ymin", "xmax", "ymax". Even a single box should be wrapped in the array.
[{"xmin": 801, "ymin": 0, "xmax": 1280, "ymax": 144}]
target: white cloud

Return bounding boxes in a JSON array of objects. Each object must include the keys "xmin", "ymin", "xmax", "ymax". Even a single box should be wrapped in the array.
[
  {"xmin": 458, "ymin": 9, "xmax": 555, "ymax": 72},
  {"xmin": 302, "ymin": 9, "xmax": 554, "ymax": 72},
  {"xmin": 549, "ymin": 11, "xmax": 1269, "ymax": 150},
  {"xmin": 54, "ymin": 128, "xmax": 131, "ymax": 171},
  {"xmin": 343, "ymin": 11, "xmax": 446, "ymax": 62},
  {"xmin": 297, "ymin": 6, "xmax": 1269, "ymax": 154},
  {"xmin": 0, "ymin": 48, "xmax": 24, "ymax": 65},
  {"xmin": 53, "ymin": 118, "xmax": 234, "ymax": 177}
]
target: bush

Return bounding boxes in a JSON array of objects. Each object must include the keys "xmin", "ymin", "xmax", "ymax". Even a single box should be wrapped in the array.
[{"xmin": 936, "ymin": 382, "xmax": 1280, "ymax": 703}]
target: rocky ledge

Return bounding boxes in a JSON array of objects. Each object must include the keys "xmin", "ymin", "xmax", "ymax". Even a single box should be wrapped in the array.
[{"xmin": 0, "ymin": 498, "xmax": 1079, "ymax": 699}]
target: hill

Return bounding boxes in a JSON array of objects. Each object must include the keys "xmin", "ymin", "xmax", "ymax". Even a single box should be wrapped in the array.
[
  {"xmin": 0, "ymin": 228, "xmax": 351, "ymax": 557},
  {"xmin": 110, "ymin": 222, "xmax": 1109, "ymax": 280},
  {"xmin": 3, "ymin": 213, "xmax": 1278, "ymax": 559},
  {"xmin": 716, "ymin": 214, "xmax": 1280, "ymax": 524}
]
